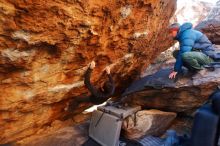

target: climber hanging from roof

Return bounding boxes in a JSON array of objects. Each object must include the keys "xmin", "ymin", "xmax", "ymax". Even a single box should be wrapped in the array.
[
  {"xmin": 84, "ymin": 61, "xmax": 115, "ymax": 105},
  {"xmin": 168, "ymin": 22, "xmax": 220, "ymax": 79},
  {"xmin": 66, "ymin": 61, "xmax": 115, "ymax": 112}
]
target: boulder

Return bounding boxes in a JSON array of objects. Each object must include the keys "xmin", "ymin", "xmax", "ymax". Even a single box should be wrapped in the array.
[
  {"xmin": 0, "ymin": 0, "xmax": 176, "ymax": 144},
  {"xmin": 196, "ymin": 1, "xmax": 220, "ymax": 45},
  {"xmin": 122, "ymin": 109, "xmax": 176, "ymax": 139},
  {"xmin": 123, "ymin": 68, "xmax": 220, "ymax": 115}
]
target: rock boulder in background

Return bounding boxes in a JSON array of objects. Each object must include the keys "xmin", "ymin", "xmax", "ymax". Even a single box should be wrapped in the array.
[
  {"xmin": 124, "ymin": 68, "xmax": 220, "ymax": 115},
  {"xmin": 122, "ymin": 109, "xmax": 176, "ymax": 139},
  {"xmin": 174, "ymin": 0, "xmax": 213, "ymax": 25},
  {"xmin": 196, "ymin": 1, "xmax": 220, "ymax": 45}
]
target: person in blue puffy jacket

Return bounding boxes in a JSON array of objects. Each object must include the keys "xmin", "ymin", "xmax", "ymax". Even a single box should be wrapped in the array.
[{"xmin": 168, "ymin": 22, "xmax": 217, "ymax": 79}]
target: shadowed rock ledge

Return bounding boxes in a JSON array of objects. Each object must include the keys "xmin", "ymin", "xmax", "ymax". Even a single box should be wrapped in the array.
[{"xmin": 124, "ymin": 68, "xmax": 220, "ymax": 115}]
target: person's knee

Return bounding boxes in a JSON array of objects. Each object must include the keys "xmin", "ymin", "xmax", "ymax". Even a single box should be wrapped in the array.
[
  {"xmin": 182, "ymin": 52, "xmax": 192, "ymax": 62},
  {"xmin": 172, "ymin": 50, "xmax": 179, "ymax": 59}
]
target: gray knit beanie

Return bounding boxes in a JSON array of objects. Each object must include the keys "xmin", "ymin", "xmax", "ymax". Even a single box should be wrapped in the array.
[{"xmin": 169, "ymin": 23, "xmax": 180, "ymax": 31}]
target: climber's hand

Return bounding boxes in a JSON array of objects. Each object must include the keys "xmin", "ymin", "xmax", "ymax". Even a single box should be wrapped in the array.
[
  {"xmin": 169, "ymin": 71, "xmax": 177, "ymax": 79},
  {"xmin": 89, "ymin": 61, "xmax": 96, "ymax": 69},
  {"xmin": 105, "ymin": 66, "xmax": 111, "ymax": 74}
]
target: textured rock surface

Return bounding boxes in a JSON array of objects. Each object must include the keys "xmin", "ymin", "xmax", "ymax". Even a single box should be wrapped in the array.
[
  {"xmin": 0, "ymin": 0, "xmax": 176, "ymax": 144},
  {"xmin": 122, "ymin": 109, "xmax": 176, "ymax": 139},
  {"xmin": 196, "ymin": 1, "xmax": 220, "ymax": 45},
  {"xmin": 18, "ymin": 121, "xmax": 90, "ymax": 146},
  {"xmin": 124, "ymin": 68, "xmax": 220, "ymax": 115}
]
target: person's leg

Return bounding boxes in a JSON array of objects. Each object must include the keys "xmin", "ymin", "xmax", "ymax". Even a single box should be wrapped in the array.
[
  {"xmin": 66, "ymin": 95, "xmax": 91, "ymax": 112},
  {"xmin": 172, "ymin": 50, "xmax": 197, "ymax": 73},
  {"xmin": 182, "ymin": 52, "xmax": 213, "ymax": 71},
  {"xmin": 172, "ymin": 50, "xmax": 179, "ymax": 59}
]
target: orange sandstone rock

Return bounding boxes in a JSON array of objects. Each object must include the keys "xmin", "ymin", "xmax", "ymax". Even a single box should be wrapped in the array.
[{"xmin": 0, "ymin": 0, "xmax": 176, "ymax": 144}]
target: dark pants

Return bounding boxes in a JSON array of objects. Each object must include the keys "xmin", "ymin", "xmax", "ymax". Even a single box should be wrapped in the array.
[{"xmin": 173, "ymin": 50, "xmax": 213, "ymax": 71}]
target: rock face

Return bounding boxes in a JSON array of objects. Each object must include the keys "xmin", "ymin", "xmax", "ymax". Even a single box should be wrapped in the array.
[
  {"xmin": 196, "ymin": 1, "xmax": 220, "ymax": 45},
  {"xmin": 123, "ymin": 68, "xmax": 220, "ymax": 115},
  {"xmin": 122, "ymin": 109, "xmax": 176, "ymax": 139},
  {"xmin": 0, "ymin": 0, "xmax": 176, "ymax": 144}
]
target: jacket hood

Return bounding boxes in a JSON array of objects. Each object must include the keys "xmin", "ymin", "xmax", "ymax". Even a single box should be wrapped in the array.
[{"xmin": 175, "ymin": 22, "xmax": 193, "ymax": 39}]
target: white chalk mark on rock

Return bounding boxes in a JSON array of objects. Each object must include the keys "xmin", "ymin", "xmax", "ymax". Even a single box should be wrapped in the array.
[
  {"xmin": 121, "ymin": 5, "xmax": 132, "ymax": 18},
  {"xmin": 48, "ymin": 81, "xmax": 84, "ymax": 92},
  {"xmin": 12, "ymin": 30, "xmax": 30, "ymax": 42},
  {"xmin": 133, "ymin": 30, "xmax": 149, "ymax": 39},
  {"xmin": 1, "ymin": 48, "xmax": 34, "ymax": 61}
]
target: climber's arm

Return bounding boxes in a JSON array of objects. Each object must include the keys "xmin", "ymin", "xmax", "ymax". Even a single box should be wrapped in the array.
[
  {"xmin": 103, "ymin": 66, "xmax": 115, "ymax": 97},
  {"xmin": 106, "ymin": 73, "xmax": 115, "ymax": 96},
  {"xmin": 84, "ymin": 68, "xmax": 100, "ymax": 96},
  {"xmin": 84, "ymin": 61, "xmax": 104, "ymax": 98}
]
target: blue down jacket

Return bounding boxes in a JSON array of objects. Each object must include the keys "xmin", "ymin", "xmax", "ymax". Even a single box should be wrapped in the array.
[{"xmin": 174, "ymin": 22, "xmax": 216, "ymax": 72}]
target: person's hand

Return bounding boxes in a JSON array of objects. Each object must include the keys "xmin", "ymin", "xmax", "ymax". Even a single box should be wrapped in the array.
[
  {"xmin": 105, "ymin": 66, "xmax": 111, "ymax": 74},
  {"xmin": 169, "ymin": 71, "xmax": 178, "ymax": 79},
  {"xmin": 89, "ymin": 61, "xmax": 96, "ymax": 69}
]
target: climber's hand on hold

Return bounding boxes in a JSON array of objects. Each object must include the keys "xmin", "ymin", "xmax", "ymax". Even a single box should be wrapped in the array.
[
  {"xmin": 89, "ymin": 61, "xmax": 96, "ymax": 69},
  {"xmin": 169, "ymin": 71, "xmax": 178, "ymax": 79},
  {"xmin": 105, "ymin": 66, "xmax": 111, "ymax": 74}
]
